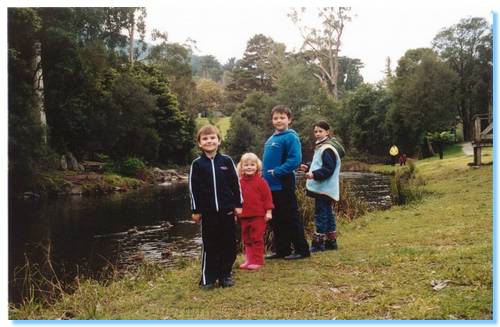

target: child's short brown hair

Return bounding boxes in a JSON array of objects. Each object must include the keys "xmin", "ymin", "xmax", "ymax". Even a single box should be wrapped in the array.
[
  {"xmin": 271, "ymin": 105, "xmax": 292, "ymax": 118},
  {"xmin": 196, "ymin": 124, "xmax": 221, "ymax": 142},
  {"xmin": 237, "ymin": 152, "xmax": 263, "ymax": 176},
  {"xmin": 314, "ymin": 120, "xmax": 331, "ymax": 131}
]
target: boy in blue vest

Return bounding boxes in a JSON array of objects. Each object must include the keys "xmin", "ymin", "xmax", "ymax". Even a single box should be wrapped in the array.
[
  {"xmin": 300, "ymin": 120, "xmax": 342, "ymax": 251},
  {"xmin": 262, "ymin": 105, "xmax": 310, "ymax": 260},
  {"xmin": 189, "ymin": 124, "xmax": 243, "ymax": 289}
]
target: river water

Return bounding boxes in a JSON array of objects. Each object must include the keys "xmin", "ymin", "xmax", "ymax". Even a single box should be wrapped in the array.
[{"xmin": 9, "ymin": 171, "xmax": 391, "ymax": 303}]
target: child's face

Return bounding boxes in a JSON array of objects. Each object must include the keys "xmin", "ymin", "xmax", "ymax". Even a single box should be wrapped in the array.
[
  {"xmin": 272, "ymin": 112, "xmax": 291, "ymax": 132},
  {"xmin": 198, "ymin": 133, "xmax": 220, "ymax": 154},
  {"xmin": 241, "ymin": 160, "xmax": 258, "ymax": 176},
  {"xmin": 313, "ymin": 126, "xmax": 329, "ymax": 141}
]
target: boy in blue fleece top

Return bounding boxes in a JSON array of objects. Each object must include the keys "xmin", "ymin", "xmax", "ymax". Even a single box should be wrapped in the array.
[{"xmin": 262, "ymin": 105, "xmax": 310, "ymax": 260}]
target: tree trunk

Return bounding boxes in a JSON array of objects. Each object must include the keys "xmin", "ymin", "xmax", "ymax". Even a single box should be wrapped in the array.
[
  {"xmin": 462, "ymin": 119, "xmax": 471, "ymax": 142},
  {"xmin": 129, "ymin": 12, "xmax": 135, "ymax": 66},
  {"xmin": 426, "ymin": 138, "xmax": 435, "ymax": 156},
  {"xmin": 332, "ymin": 59, "xmax": 338, "ymax": 100},
  {"xmin": 32, "ymin": 40, "xmax": 47, "ymax": 145}
]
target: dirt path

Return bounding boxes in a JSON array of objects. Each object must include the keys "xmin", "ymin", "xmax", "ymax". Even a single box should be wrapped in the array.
[{"xmin": 461, "ymin": 142, "xmax": 473, "ymax": 156}]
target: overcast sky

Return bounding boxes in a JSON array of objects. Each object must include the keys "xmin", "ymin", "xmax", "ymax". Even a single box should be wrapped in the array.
[{"xmin": 146, "ymin": 4, "xmax": 494, "ymax": 83}]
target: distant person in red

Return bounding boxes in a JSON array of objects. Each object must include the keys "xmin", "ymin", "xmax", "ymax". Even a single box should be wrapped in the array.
[
  {"xmin": 399, "ymin": 153, "xmax": 407, "ymax": 166},
  {"xmin": 236, "ymin": 152, "xmax": 274, "ymax": 270}
]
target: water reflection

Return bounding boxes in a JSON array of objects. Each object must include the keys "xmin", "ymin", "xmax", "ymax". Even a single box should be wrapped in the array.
[{"xmin": 9, "ymin": 183, "xmax": 200, "ymax": 303}]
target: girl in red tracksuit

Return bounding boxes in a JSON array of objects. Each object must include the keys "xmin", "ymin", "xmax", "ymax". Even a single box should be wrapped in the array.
[{"xmin": 237, "ymin": 152, "xmax": 274, "ymax": 270}]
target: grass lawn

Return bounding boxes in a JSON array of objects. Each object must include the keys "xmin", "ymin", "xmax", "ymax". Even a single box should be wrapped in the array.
[{"xmin": 10, "ymin": 147, "xmax": 493, "ymax": 320}]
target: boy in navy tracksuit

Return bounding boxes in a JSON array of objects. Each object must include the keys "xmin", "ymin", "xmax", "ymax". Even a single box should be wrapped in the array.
[
  {"xmin": 189, "ymin": 124, "xmax": 243, "ymax": 290},
  {"xmin": 262, "ymin": 105, "xmax": 310, "ymax": 260}
]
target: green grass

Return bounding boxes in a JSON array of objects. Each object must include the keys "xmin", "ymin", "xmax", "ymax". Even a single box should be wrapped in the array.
[
  {"xmin": 10, "ymin": 146, "xmax": 493, "ymax": 320},
  {"xmin": 215, "ymin": 116, "xmax": 231, "ymax": 140}
]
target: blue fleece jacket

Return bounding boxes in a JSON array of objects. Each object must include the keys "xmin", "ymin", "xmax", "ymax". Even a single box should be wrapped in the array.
[{"xmin": 262, "ymin": 129, "xmax": 302, "ymax": 191}]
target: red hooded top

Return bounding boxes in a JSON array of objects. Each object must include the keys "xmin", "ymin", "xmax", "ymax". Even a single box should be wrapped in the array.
[{"xmin": 239, "ymin": 174, "xmax": 274, "ymax": 218}]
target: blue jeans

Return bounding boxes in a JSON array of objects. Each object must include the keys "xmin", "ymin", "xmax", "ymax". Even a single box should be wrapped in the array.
[{"xmin": 314, "ymin": 198, "xmax": 336, "ymax": 234}]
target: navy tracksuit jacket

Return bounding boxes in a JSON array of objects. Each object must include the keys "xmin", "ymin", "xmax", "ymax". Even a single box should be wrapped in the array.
[{"xmin": 189, "ymin": 152, "xmax": 242, "ymax": 285}]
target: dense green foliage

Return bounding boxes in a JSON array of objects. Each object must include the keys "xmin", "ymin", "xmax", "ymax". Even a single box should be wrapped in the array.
[
  {"xmin": 432, "ymin": 17, "xmax": 492, "ymax": 141},
  {"xmin": 338, "ymin": 84, "xmax": 392, "ymax": 159},
  {"xmin": 8, "ymin": 7, "xmax": 196, "ymax": 193},
  {"xmin": 8, "ymin": 7, "xmax": 492, "ymax": 194},
  {"xmin": 8, "ymin": 9, "xmax": 47, "ymax": 194},
  {"xmin": 224, "ymin": 16, "xmax": 491, "ymax": 161},
  {"xmin": 386, "ymin": 48, "xmax": 458, "ymax": 154}
]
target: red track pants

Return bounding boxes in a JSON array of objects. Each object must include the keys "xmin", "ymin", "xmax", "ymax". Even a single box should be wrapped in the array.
[{"xmin": 240, "ymin": 216, "xmax": 266, "ymax": 265}]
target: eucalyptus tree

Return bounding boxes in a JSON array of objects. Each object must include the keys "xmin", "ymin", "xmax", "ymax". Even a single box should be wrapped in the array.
[
  {"xmin": 8, "ymin": 8, "xmax": 47, "ymax": 192},
  {"xmin": 338, "ymin": 84, "xmax": 392, "ymax": 157},
  {"xmin": 288, "ymin": 7, "xmax": 352, "ymax": 100},
  {"xmin": 192, "ymin": 55, "xmax": 223, "ymax": 82},
  {"xmin": 99, "ymin": 7, "xmax": 147, "ymax": 65},
  {"xmin": 432, "ymin": 17, "xmax": 492, "ymax": 140},
  {"xmin": 225, "ymin": 92, "xmax": 277, "ymax": 159},
  {"xmin": 225, "ymin": 34, "xmax": 286, "ymax": 102},
  {"xmin": 337, "ymin": 56, "xmax": 364, "ymax": 96},
  {"xmin": 387, "ymin": 48, "xmax": 458, "ymax": 155},
  {"xmin": 35, "ymin": 7, "xmax": 147, "ymax": 155},
  {"xmin": 195, "ymin": 78, "xmax": 224, "ymax": 116},
  {"xmin": 147, "ymin": 35, "xmax": 197, "ymax": 114}
]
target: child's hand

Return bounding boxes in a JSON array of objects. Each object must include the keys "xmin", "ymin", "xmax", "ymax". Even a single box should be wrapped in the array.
[
  {"xmin": 265, "ymin": 213, "xmax": 272, "ymax": 221},
  {"xmin": 306, "ymin": 172, "xmax": 314, "ymax": 179},
  {"xmin": 299, "ymin": 164, "xmax": 308, "ymax": 172},
  {"xmin": 235, "ymin": 208, "xmax": 242, "ymax": 216},
  {"xmin": 191, "ymin": 214, "xmax": 201, "ymax": 223}
]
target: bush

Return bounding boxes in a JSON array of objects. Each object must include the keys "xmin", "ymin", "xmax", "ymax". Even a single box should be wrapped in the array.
[
  {"xmin": 120, "ymin": 157, "xmax": 146, "ymax": 178},
  {"xmin": 334, "ymin": 181, "xmax": 369, "ymax": 222},
  {"xmin": 391, "ymin": 160, "xmax": 426, "ymax": 205},
  {"xmin": 265, "ymin": 180, "xmax": 369, "ymax": 250}
]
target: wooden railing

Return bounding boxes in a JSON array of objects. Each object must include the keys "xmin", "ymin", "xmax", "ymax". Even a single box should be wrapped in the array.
[{"xmin": 471, "ymin": 113, "xmax": 493, "ymax": 166}]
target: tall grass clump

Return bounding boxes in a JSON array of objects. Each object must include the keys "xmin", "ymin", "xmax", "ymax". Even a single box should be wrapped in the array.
[
  {"xmin": 391, "ymin": 160, "xmax": 426, "ymax": 205},
  {"xmin": 295, "ymin": 181, "xmax": 368, "ymax": 238}
]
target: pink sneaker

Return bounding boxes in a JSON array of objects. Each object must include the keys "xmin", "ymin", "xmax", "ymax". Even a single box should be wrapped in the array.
[
  {"xmin": 247, "ymin": 264, "xmax": 262, "ymax": 270},
  {"xmin": 239, "ymin": 262, "xmax": 249, "ymax": 269}
]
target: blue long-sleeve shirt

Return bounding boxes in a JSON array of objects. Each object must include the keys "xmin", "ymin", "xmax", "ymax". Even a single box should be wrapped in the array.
[{"xmin": 311, "ymin": 148, "xmax": 336, "ymax": 181}]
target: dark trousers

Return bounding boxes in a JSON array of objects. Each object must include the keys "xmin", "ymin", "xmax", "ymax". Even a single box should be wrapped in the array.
[
  {"xmin": 314, "ymin": 197, "xmax": 336, "ymax": 234},
  {"xmin": 270, "ymin": 188, "xmax": 310, "ymax": 257},
  {"xmin": 200, "ymin": 210, "xmax": 236, "ymax": 285}
]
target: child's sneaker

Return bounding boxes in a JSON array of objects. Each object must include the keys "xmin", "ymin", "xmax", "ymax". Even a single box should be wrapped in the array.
[
  {"xmin": 324, "ymin": 239, "xmax": 338, "ymax": 250},
  {"xmin": 219, "ymin": 276, "xmax": 235, "ymax": 288},
  {"xmin": 246, "ymin": 264, "xmax": 262, "ymax": 270},
  {"xmin": 199, "ymin": 283, "xmax": 216, "ymax": 290},
  {"xmin": 310, "ymin": 233, "xmax": 325, "ymax": 252},
  {"xmin": 239, "ymin": 261, "xmax": 249, "ymax": 269},
  {"xmin": 325, "ymin": 231, "xmax": 338, "ymax": 250}
]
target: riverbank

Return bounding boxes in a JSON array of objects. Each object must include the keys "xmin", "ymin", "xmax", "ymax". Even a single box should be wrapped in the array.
[
  {"xmin": 10, "ymin": 147, "xmax": 493, "ymax": 320},
  {"xmin": 18, "ymin": 167, "xmax": 189, "ymax": 199}
]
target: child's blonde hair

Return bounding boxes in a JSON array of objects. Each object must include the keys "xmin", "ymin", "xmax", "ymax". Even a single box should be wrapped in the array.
[{"xmin": 237, "ymin": 152, "xmax": 262, "ymax": 176}]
